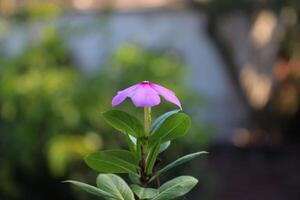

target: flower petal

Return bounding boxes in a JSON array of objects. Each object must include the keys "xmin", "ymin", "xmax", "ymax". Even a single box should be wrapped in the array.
[
  {"xmin": 130, "ymin": 83, "xmax": 161, "ymax": 107},
  {"xmin": 150, "ymin": 83, "xmax": 182, "ymax": 109},
  {"xmin": 112, "ymin": 84, "xmax": 138, "ymax": 107}
]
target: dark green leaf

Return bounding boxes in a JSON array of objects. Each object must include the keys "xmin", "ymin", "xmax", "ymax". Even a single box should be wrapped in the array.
[
  {"xmin": 127, "ymin": 135, "xmax": 142, "ymax": 160},
  {"xmin": 149, "ymin": 113, "xmax": 191, "ymax": 145},
  {"xmin": 150, "ymin": 109, "xmax": 180, "ymax": 132},
  {"xmin": 131, "ymin": 185, "xmax": 158, "ymax": 199},
  {"xmin": 85, "ymin": 150, "xmax": 139, "ymax": 174},
  {"xmin": 126, "ymin": 134, "xmax": 136, "ymax": 153},
  {"xmin": 150, "ymin": 151, "xmax": 208, "ymax": 182},
  {"xmin": 64, "ymin": 180, "xmax": 114, "ymax": 199},
  {"xmin": 159, "ymin": 141, "xmax": 171, "ymax": 153},
  {"xmin": 145, "ymin": 140, "xmax": 161, "ymax": 175},
  {"xmin": 128, "ymin": 173, "xmax": 141, "ymax": 185},
  {"xmin": 136, "ymin": 138, "xmax": 142, "ymax": 161},
  {"xmin": 102, "ymin": 110, "xmax": 144, "ymax": 137},
  {"xmin": 152, "ymin": 176, "xmax": 198, "ymax": 200},
  {"xmin": 96, "ymin": 174, "xmax": 135, "ymax": 200}
]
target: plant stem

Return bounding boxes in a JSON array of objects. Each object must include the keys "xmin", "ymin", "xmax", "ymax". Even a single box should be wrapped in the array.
[
  {"xmin": 142, "ymin": 107, "xmax": 151, "ymax": 158},
  {"xmin": 144, "ymin": 107, "xmax": 151, "ymax": 136},
  {"xmin": 140, "ymin": 107, "xmax": 151, "ymax": 186}
]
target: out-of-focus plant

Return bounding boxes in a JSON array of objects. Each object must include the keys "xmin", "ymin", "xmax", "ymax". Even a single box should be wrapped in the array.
[
  {"xmin": 14, "ymin": 3, "xmax": 61, "ymax": 21},
  {"xmin": 66, "ymin": 81, "xmax": 208, "ymax": 200},
  {"xmin": 0, "ymin": 28, "xmax": 104, "ymax": 199},
  {"xmin": 48, "ymin": 132, "xmax": 102, "ymax": 176},
  {"xmin": 0, "ymin": 28, "xmax": 101, "ymax": 166}
]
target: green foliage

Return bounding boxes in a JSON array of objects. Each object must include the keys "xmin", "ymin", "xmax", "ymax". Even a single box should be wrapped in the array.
[
  {"xmin": 126, "ymin": 134, "xmax": 137, "ymax": 154},
  {"xmin": 145, "ymin": 140, "xmax": 161, "ymax": 175},
  {"xmin": 150, "ymin": 109, "xmax": 180, "ymax": 132},
  {"xmin": 150, "ymin": 151, "xmax": 208, "ymax": 182},
  {"xmin": 152, "ymin": 176, "xmax": 198, "ymax": 200},
  {"xmin": 131, "ymin": 176, "xmax": 198, "ymax": 200},
  {"xmin": 131, "ymin": 185, "xmax": 159, "ymax": 199},
  {"xmin": 74, "ymin": 109, "xmax": 205, "ymax": 200},
  {"xmin": 66, "ymin": 174, "xmax": 135, "ymax": 200},
  {"xmin": 0, "ymin": 26, "xmax": 211, "ymax": 199},
  {"xmin": 128, "ymin": 172, "xmax": 141, "ymax": 185},
  {"xmin": 15, "ymin": 3, "xmax": 61, "ymax": 21},
  {"xmin": 0, "ymin": 29, "xmax": 112, "ymax": 189},
  {"xmin": 64, "ymin": 180, "xmax": 114, "ymax": 199},
  {"xmin": 96, "ymin": 174, "xmax": 135, "ymax": 200},
  {"xmin": 150, "ymin": 109, "xmax": 180, "ymax": 154},
  {"xmin": 158, "ymin": 141, "xmax": 171, "ymax": 153},
  {"xmin": 149, "ymin": 113, "xmax": 191, "ymax": 145},
  {"xmin": 48, "ymin": 133, "xmax": 102, "ymax": 176},
  {"xmin": 106, "ymin": 44, "xmax": 186, "ymax": 89},
  {"xmin": 102, "ymin": 110, "xmax": 144, "ymax": 137},
  {"xmin": 85, "ymin": 150, "xmax": 139, "ymax": 174}
]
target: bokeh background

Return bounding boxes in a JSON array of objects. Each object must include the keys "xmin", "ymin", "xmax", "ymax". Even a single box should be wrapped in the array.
[{"xmin": 0, "ymin": 0, "xmax": 300, "ymax": 200}]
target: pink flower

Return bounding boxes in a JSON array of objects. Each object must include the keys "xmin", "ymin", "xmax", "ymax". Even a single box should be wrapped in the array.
[{"xmin": 112, "ymin": 81, "xmax": 182, "ymax": 109}]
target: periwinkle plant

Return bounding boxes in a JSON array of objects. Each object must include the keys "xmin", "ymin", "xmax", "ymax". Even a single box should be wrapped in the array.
[{"xmin": 65, "ymin": 81, "xmax": 208, "ymax": 200}]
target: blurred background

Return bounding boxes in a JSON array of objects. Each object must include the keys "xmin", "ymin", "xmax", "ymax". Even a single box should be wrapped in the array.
[{"xmin": 0, "ymin": 0, "xmax": 300, "ymax": 200}]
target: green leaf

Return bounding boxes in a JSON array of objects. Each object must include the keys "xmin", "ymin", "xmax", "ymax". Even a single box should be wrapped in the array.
[
  {"xmin": 128, "ymin": 173, "xmax": 141, "ymax": 185},
  {"xmin": 159, "ymin": 141, "xmax": 171, "ymax": 153},
  {"xmin": 96, "ymin": 174, "xmax": 135, "ymax": 200},
  {"xmin": 127, "ymin": 135, "xmax": 142, "ymax": 160},
  {"xmin": 149, "ymin": 113, "xmax": 191, "ymax": 145},
  {"xmin": 126, "ymin": 134, "xmax": 136, "ymax": 153},
  {"xmin": 64, "ymin": 180, "xmax": 115, "ymax": 199},
  {"xmin": 150, "ymin": 109, "xmax": 180, "ymax": 132},
  {"xmin": 136, "ymin": 138, "xmax": 142, "ymax": 161},
  {"xmin": 128, "ymin": 135, "xmax": 137, "ymax": 145},
  {"xmin": 102, "ymin": 110, "xmax": 144, "ymax": 137},
  {"xmin": 85, "ymin": 150, "xmax": 139, "ymax": 174},
  {"xmin": 150, "ymin": 151, "xmax": 208, "ymax": 182},
  {"xmin": 145, "ymin": 140, "xmax": 161, "ymax": 175},
  {"xmin": 131, "ymin": 185, "xmax": 159, "ymax": 199},
  {"xmin": 152, "ymin": 176, "xmax": 198, "ymax": 200}
]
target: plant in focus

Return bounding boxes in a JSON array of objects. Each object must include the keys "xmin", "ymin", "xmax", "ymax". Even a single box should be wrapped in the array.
[
  {"xmin": 0, "ymin": 31, "xmax": 209, "ymax": 198},
  {"xmin": 66, "ymin": 81, "xmax": 207, "ymax": 200}
]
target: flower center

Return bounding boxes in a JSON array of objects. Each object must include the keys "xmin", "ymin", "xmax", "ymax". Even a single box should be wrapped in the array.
[{"xmin": 142, "ymin": 81, "xmax": 150, "ymax": 84}]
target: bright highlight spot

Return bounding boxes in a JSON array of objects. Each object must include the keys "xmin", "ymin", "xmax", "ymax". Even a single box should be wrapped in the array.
[
  {"xmin": 73, "ymin": 0, "xmax": 94, "ymax": 10},
  {"xmin": 250, "ymin": 10, "xmax": 277, "ymax": 47},
  {"xmin": 240, "ymin": 64, "xmax": 272, "ymax": 109}
]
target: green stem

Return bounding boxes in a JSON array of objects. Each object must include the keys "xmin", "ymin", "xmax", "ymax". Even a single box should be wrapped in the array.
[
  {"xmin": 140, "ymin": 107, "xmax": 151, "ymax": 186},
  {"xmin": 142, "ymin": 107, "xmax": 151, "ymax": 157},
  {"xmin": 144, "ymin": 107, "xmax": 151, "ymax": 136}
]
